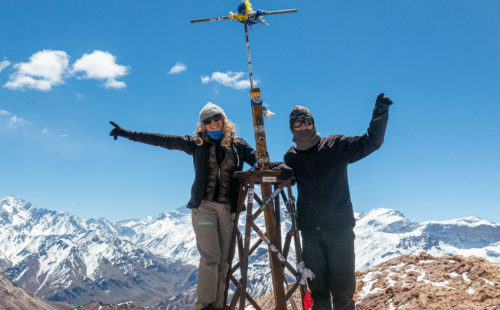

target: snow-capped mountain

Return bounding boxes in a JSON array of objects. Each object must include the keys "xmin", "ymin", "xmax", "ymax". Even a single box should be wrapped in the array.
[
  {"xmin": 1, "ymin": 195, "xmax": 499, "ymax": 308},
  {"xmin": 354, "ymin": 208, "xmax": 500, "ymax": 270},
  {"xmin": 0, "ymin": 196, "xmax": 196, "ymax": 307}
]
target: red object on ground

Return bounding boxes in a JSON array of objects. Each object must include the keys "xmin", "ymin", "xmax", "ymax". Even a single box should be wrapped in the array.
[{"xmin": 304, "ymin": 290, "xmax": 314, "ymax": 309}]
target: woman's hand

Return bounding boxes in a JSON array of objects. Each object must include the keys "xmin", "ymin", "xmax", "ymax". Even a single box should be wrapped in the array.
[{"xmin": 109, "ymin": 121, "xmax": 130, "ymax": 140}]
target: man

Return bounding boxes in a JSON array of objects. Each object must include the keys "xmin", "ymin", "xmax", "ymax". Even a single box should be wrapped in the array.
[{"xmin": 284, "ymin": 93, "xmax": 393, "ymax": 309}]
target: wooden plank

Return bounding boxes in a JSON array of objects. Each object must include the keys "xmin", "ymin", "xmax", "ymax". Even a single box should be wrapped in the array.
[
  {"xmin": 229, "ymin": 275, "xmax": 241, "ymax": 310},
  {"xmin": 275, "ymin": 281, "xmax": 300, "ymax": 310},
  {"xmin": 225, "ymin": 185, "xmax": 248, "ymax": 305},
  {"xmin": 239, "ymin": 183, "xmax": 255, "ymax": 309},
  {"xmin": 274, "ymin": 184, "xmax": 282, "ymax": 253},
  {"xmin": 230, "ymin": 238, "xmax": 263, "ymax": 274}
]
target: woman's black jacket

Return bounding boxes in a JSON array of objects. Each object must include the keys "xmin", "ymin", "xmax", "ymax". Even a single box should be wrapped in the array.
[{"xmin": 125, "ymin": 132, "xmax": 257, "ymax": 213}]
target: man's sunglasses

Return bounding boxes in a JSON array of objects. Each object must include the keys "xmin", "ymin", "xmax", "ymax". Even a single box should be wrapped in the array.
[
  {"xmin": 291, "ymin": 117, "xmax": 314, "ymax": 129},
  {"xmin": 202, "ymin": 114, "xmax": 222, "ymax": 125}
]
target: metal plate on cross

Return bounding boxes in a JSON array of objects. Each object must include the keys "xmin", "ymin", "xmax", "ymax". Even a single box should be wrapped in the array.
[
  {"xmin": 262, "ymin": 176, "xmax": 277, "ymax": 183},
  {"xmin": 255, "ymin": 125, "xmax": 265, "ymax": 133}
]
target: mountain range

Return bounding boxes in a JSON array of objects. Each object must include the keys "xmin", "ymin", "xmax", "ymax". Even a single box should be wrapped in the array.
[{"xmin": 0, "ymin": 195, "xmax": 499, "ymax": 308}]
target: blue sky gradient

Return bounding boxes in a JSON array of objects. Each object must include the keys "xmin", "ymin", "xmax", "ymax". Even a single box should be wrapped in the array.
[{"xmin": 1, "ymin": 1, "xmax": 499, "ymax": 222}]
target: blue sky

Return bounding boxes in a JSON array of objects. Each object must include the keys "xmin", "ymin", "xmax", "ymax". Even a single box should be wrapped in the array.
[{"xmin": 1, "ymin": 1, "xmax": 499, "ymax": 223}]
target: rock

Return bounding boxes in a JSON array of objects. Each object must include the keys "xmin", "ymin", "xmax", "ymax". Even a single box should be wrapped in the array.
[
  {"xmin": 355, "ymin": 253, "xmax": 500, "ymax": 310},
  {"xmin": 76, "ymin": 301, "xmax": 145, "ymax": 310},
  {"xmin": 242, "ymin": 253, "xmax": 500, "ymax": 310},
  {"xmin": 0, "ymin": 273, "xmax": 73, "ymax": 310}
]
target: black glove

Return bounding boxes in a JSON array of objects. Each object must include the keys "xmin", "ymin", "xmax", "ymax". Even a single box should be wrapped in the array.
[
  {"xmin": 374, "ymin": 93, "xmax": 393, "ymax": 116},
  {"xmin": 275, "ymin": 163, "xmax": 294, "ymax": 180},
  {"xmin": 109, "ymin": 121, "xmax": 130, "ymax": 140}
]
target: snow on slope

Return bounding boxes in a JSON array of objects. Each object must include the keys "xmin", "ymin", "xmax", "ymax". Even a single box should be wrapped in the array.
[
  {"xmin": 354, "ymin": 208, "xmax": 500, "ymax": 270},
  {"xmin": 1, "ymin": 195, "xmax": 499, "ymax": 307}
]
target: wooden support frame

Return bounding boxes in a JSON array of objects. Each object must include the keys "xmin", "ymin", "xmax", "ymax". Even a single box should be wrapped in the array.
[{"xmin": 224, "ymin": 170, "xmax": 307, "ymax": 310}]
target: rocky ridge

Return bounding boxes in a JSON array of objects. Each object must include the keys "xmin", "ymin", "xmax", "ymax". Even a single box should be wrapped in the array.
[
  {"xmin": 354, "ymin": 252, "xmax": 500, "ymax": 309},
  {"xmin": 0, "ymin": 272, "xmax": 73, "ymax": 310},
  {"xmin": 75, "ymin": 301, "xmax": 144, "ymax": 310},
  {"xmin": 249, "ymin": 253, "xmax": 500, "ymax": 310}
]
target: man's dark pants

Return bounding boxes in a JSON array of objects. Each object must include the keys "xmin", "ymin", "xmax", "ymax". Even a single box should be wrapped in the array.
[{"xmin": 302, "ymin": 227, "xmax": 356, "ymax": 310}]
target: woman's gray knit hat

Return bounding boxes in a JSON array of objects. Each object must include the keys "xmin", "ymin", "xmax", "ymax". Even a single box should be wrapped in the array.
[
  {"xmin": 289, "ymin": 105, "xmax": 314, "ymax": 127},
  {"xmin": 199, "ymin": 102, "xmax": 227, "ymax": 123}
]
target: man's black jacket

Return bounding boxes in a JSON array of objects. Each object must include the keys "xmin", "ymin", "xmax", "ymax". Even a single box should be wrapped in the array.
[
  {"xmin": 125, "ymin": 132, "xmax": 257, "ymax": 212},
  {"xmin": 284, "ymin": 110, "xmax": 389, "ymax": 232}
]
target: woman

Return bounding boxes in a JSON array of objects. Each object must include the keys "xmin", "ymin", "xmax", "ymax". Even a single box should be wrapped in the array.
[{"xmin": 109, "ymin": 102, "xmax": 286, "ymax": 310}]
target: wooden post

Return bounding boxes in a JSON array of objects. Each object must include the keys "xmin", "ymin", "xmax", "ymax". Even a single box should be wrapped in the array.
[{"xmin": 249, "ymin": 87, "xmax": 286, "ymax": 306}]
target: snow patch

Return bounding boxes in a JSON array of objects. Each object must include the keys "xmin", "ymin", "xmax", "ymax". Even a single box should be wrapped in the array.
[{"xmin": 463, "ymin": 272, "xmax": 471, "ymax": 282}]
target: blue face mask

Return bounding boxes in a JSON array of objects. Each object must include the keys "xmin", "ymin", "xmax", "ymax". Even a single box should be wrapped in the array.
[{"xmin": 207, "ymin": 130, "xmax": 223, "ymax": 140}]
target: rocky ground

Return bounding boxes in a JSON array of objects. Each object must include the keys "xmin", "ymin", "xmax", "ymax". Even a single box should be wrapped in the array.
[
  {"xmin": 250, "ymin": 253, "xmax": 500, "ymax": 310},
  {"xmin": 354, "ymin": 252, "xmax": 500, "ymax": 310},
  {"xmin": 0, "ymin": 273, "xmax": 73, "ymax": 310},
  {"xmin": 75, "ymin": 301, "xmax": 144, "ymax": 310}
]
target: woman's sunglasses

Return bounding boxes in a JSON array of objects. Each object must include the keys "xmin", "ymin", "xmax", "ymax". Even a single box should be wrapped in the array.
[
  {"xmin": 291, "ymin": 117, "xmax": 314, "ymax": 129},
  {"xmin": 202, "ymin": 114, "xmax": 222, "ymax": 125}
]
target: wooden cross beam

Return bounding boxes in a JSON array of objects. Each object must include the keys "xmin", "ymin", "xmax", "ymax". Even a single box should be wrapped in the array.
[{"xmin": 190, "ymin": 9, "xmax": 297, "ymax": 24}]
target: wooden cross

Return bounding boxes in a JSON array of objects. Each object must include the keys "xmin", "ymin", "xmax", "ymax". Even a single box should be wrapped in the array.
[
  {"xmin": 191, "ymin": 4, "xmax": 298, "ymax": 309},
  {"xmin": 191, "ymin": 6, "xmax": 297, "ymax": 167}
]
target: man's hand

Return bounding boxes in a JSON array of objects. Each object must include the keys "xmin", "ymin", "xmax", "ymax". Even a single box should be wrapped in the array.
[
  {"xmin": 374, "ymin": 93, "xmax": 393, "ymax": 115},
  {"xmin": 109, "ymin": 121, "xmax": 130, "ymax": 140},
  {"xmin": 376, "ymin": 93, "xmax": 393, "ymax": 108},
  {"xmin": 276, "ymin": 163, "xmax": 294, "ymax": 180}
]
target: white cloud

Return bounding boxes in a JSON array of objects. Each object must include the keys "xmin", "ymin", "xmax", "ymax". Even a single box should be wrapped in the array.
[
  {"xmin": 8, "ymin": 116, "xmax": 26, "ymax": 128},
  {"xmin": 3, "ymin": 50, "xmax": 69, "ymax": 91},
  {"xmin": 42, "ymin": 128, "xmax": 49, "ymax": 134},
  {"xmin": 7, "ymin": 115, "xmax": 31, "ymax": 128},
  {"xmin": 72, "ymin": 50, "xmax": 128, "ymax": 89},
  {"xmin": 104, "ymin": 79, "xmax": 126, "ymax": 89},
  {"xmin": 0, "ymin": 110, "xmax": 31, "ymax": 128},
  {"xmin": 74, "ymin": 92, "xmax": 85, "ymax": 99},
  {"xmin": 0, "ymin": 60, "xmax": 10, "ymax": 73},
  {"xmin": 168, "ymin": 62, "xmax": 187, "ymax": 75},
  {"xmin": 201, "ymin": 71, "xmax": 256, "ymax": 90},
  {"xmin": 59, "ymin": 134, "xmax": 69, "ymax": 138}
]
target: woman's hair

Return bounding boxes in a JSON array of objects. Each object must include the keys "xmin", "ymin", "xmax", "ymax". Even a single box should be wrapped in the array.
[{"xmin": 193, "ymin": 115, "xmax": 237, "ymax": 148}]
